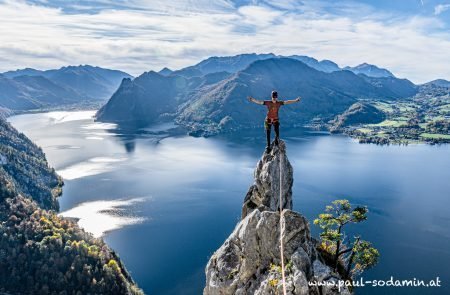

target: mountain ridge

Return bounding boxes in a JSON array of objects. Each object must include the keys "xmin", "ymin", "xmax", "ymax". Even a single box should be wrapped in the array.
[
  {"xmin": 169, "ymin": 53, "xmax": 389, "ymax": 78},
  {"xmin": 422, "ymin": 79, "xmax": 450, "ymax": 88},
  {"xmin": 0, "ymin": 65, "xmax": 132, "ymax": 113},
  {"xmin": 344, "ymin": 63, "xmax": 394, "ymax": 78},
  {"xmin": 96, "ymin": 56, "xmax": 418, "ymax": 136}
]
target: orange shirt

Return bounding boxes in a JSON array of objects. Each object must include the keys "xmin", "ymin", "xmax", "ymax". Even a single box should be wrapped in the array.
[{"xmin": 263, "ymin": 100, "xmax": 284, "ymax": 121}]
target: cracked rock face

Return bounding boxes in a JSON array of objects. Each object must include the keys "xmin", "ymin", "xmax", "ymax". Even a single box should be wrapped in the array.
[
  {"xmin": 204, "ymin": 141, "xmax": 351, "ymax": 295},
  {"xmin": 242, "ymin": 141, "xmax": 293, "ymax": 219}
]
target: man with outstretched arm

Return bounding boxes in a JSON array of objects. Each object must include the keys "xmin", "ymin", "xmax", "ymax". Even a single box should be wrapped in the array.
[{"xmin": 248, "ymin": 90, "xmax": 301, "ymax": 152}]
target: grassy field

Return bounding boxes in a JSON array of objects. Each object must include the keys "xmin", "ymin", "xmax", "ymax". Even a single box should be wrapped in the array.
[
  {"xmin": 372, "ymin": 101, "xmax": 395, "ymax": 113},
  {"xmin": 368, "ymin": 120, "xmax": 407, "ymax": 127},
  {"xmin": 420, "ymin": 133, "xmax": 450, "ymax": 139},
  {"xmin": 345, "ymin": 93, "xmax": 450, "ymax": 144}
]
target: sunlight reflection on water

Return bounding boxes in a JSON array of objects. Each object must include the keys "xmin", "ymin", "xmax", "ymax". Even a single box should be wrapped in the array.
[
  {"xmin": 57, "ymin": 156, "xmax": 128, "ymax": 180},
  {"xmin": 45, "ymin": 111, "xmax": 96, "ymax": 123},
  {"xmin": 59, "ymin": 197, "xmax": 148, "ymax": 238}
]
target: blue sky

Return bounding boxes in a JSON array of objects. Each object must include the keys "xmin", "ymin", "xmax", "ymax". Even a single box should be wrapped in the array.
[{"xmin": 0, "ymin": 0, "xmax": 449, "ymax": 83}]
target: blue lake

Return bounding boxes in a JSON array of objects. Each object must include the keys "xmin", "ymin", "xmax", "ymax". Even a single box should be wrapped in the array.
[{"xmin": 8, "ymin": 111, "xmax": 450, "ymax": 295}]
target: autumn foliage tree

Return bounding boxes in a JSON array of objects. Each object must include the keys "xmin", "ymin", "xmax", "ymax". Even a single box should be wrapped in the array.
[{"xmin": 314, "ymin": 199, "xmax": 379, "ymax": 278}]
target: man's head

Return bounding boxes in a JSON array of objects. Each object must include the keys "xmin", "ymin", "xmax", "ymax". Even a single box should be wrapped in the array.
[{"xmin": 271, "ymin": 90, "xmax": 278, "ymax": 101}]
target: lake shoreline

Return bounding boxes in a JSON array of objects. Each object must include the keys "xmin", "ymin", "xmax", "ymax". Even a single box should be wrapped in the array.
[
  {"xmin": 8, "ymin": 103, "xmax": 450, "ymax": 146},
  {"xmin": 8, "ymin": 110, "xmax": 450, "ymax": 295}
]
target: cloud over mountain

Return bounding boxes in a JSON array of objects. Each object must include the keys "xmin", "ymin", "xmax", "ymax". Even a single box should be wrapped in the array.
[{"xmin": 0, "ymin": 0, "xmax": 449, "ymax": 83}]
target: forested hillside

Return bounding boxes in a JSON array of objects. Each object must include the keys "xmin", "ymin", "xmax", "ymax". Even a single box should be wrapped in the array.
[
  {"xmin": 0, "ymin": 118, "xmax": 143, "ymax": 294},
  {"xmin": 0, "ymin": 119, "xmax": 62, "ymax": 210}
]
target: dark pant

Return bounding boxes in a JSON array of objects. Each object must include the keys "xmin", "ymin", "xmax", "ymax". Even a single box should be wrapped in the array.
[{"xmin": 265, "ymin": 119, "xmax": 280, "ymax": 147}]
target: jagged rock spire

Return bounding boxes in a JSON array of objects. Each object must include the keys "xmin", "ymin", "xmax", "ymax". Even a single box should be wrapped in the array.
[
  {"xmin": 242, "ymin": 140, "xmax": 293, "ymax": 219},
  {"xmin": 204, "ymin": 141, "xmax": 351, "ymax": 295}
]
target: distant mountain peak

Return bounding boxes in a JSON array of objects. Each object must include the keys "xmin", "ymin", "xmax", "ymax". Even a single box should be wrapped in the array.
[
  {"xmin": 345, "ymin": 63, "xmax": 394, "ymax": 78},
  {"xmin": 171, "ymin": 53, "xmax": 402, "ymax": 79},
  {"xmin": 423, "ymin": 79, "xmax": 450, "ymax": 87},
  {"xmin": 158, "ymin": 67, "xmax": 173, "ymax": 76},
  {"xmin": 243, "ymin": 57, "xmax": 316, "ymax": 73},
  {"xmin": 321, "ymin": 59, "xmax": 339, "ymax": 65},
  {"xmin": 187, "ymin": 53, "xmax": 278, "ymax": 76},
  {"xmin": 143, "ymin": 70, "xmax": 164, "ymax": 77},
  {"xmin": 287, "ymin": 55, "xmax": 340, "ymax": 73},
  {"xmin": 207, "ymin": 52, "xmax": 276, "ymax": 59},
  {"xmin": 2, "ymin": 68, "xmax": 44, "ymax": 78}
]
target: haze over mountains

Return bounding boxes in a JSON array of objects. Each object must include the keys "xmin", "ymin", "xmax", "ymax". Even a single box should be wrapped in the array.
[
  {"xmin": 96, "ymin": 53, "xmax": 419, "ymax": 136},
  {"xmin": 0, "ymin": 65, "xmax": 131, "ymax": 113},
  {"xmin": 2, "ymin": 53, "xmax": 448, "ymax": 136},
  {"xmin": 343, "ymin": 63, "xmax": 394, "ymax": 78},
  {"xmin": 167, "ymin": 53, "xmax": 349, "ymax": 78},
  {"xmin": 157, "ymin": 53, "xmax": 399, "ymax": 79}
]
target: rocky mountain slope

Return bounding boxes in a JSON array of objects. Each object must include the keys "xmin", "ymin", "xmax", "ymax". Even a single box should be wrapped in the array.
[
  {"xmin": 0, "ymin": 117, "xmax": 142, "ymax": 294},
  {"xmin": 204, "ymin": 141, "xmax": 350, "ymax": 295}
]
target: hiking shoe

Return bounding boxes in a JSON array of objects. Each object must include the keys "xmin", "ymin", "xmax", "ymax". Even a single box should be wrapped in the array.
[{"xmin": 265, "ymin": 146, "xmax": 271, "ymax": 153}]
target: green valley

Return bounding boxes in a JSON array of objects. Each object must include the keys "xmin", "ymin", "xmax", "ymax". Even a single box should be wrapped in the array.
[{"xmin": 341, "ymin": 85, "xmax": 450, "ymax": 144}]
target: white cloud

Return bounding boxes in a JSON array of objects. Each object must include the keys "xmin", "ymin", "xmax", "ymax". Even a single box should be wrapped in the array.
[
  {"xmin": 434, "ymin": 4, "xmax": 450, "ymax": 15},
  {"xmin": 0, "ymin": 0, "xmax": 449, "ymax": 83}
]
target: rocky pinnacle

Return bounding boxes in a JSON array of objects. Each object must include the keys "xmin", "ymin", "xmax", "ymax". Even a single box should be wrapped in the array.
[
  {"xmin": 242, "ymin": 140, "xmax": 293, "ymax": 219},
  {"xmin": 204, "ymin": 140, "xmax": 351, "ymax": 295}
]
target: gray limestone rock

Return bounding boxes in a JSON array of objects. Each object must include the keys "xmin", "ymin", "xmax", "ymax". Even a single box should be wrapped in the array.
[
  {"xmin": 242, "ymin": 140, "xmax": 293, "ymax": 219},
  {"xmin": 204, "ymin": 140, "xmax": 351, "ymax": 294}
]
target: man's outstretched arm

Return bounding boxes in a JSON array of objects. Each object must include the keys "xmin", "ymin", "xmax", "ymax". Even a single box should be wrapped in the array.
[
  {"xmin": 248, "ymin": 96, "xmax": 264, "ymax": 105},
  {"xmin": 284, "ymin": 96, "xmax": 301, "ymax": 105}
]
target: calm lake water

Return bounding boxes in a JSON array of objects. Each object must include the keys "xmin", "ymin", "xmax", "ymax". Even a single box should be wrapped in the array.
[{"xmin": 8, "ymin": 111, "xmax": 450, "ymax": 295}]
